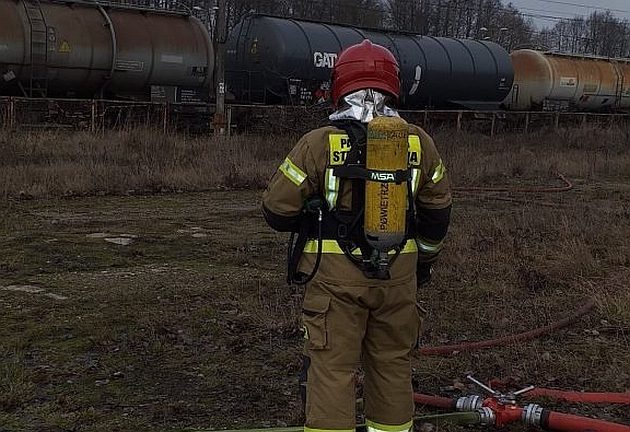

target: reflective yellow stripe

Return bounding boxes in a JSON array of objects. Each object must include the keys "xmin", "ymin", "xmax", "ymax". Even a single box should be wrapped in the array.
[
  {"xmin": 416, "ymin": 237, "xmax": 443, "ymax": 254},
  {"xmin": 279, "ymin": 157, "xmax": 307, "ymax": 186},
  {"xmin": 324, "ymin": 168, "xmax": 339, "ymax": 209},
  {"xmin": 304, "ymin": 239, "xmax": 418, "ymax": 255},
  {"xmin": 409, "ymin": 135, "xmax": 421, "ymax": 197},
  {"xmin": 305, "ymin": 428, "xmax": 354, "ymax": 432},
  {"xmin": 411, "ymin": 168, "xmax": 421, "ymax": 197},
  {"xmin": 366, "ymin": 419, "xmax": 413, "ymax": 432},
  {"xmin": 408, "ymin": 134, "xmax": 421, "ymax": 166},
  {"xmin": 432, "ymin": 160, "xmax": 445, "ymax": 183}
]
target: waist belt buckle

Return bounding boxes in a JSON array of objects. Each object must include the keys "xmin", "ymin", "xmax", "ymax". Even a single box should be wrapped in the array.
[{"xmin": 337, "ymin": 224, "xmax": 348, "ymax": 239}]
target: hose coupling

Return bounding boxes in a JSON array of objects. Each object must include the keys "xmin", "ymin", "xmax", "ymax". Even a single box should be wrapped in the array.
[
  {"xmin": 521, "ymin": 404, "xmax": 544, "ymax": 426},
  {"xmin": 477, "ymin": 406, "xmax": 496, "ymax": 426},
  {"xmin": 456, "ymin": 395, "xmax": 483, "ymax": 411}
]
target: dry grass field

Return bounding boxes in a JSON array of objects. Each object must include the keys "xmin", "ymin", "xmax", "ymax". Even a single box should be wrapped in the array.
[{"xmin": 0, "ymin": 126, "xmax": 629, "ymax": 431}]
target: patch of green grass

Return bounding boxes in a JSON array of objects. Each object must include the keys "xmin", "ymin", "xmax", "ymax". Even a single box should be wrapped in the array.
[
  {"xmin": 597, "ymin": 291, "xmax": 630, "ymax": 327},
  {"xmin": 0, "ymin": 352, "xmax": 36, "ymax": 412}
]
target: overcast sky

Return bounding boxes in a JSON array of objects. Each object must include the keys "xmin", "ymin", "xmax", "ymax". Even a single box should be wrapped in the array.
[{"xmin": 506, "ymin": 0, "xmax": 630, "ymax": 28}]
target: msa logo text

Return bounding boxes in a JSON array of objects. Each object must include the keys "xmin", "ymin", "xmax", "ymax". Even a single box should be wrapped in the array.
[
  {"xmin": 370, "ymin": 172, "xmax": 396, "ymax": 182},
  {"xmin": 314, "ymin": 52, "xmax": 337, "ymax": 68}
]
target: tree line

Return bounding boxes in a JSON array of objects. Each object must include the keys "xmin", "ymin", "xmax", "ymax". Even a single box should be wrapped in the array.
[
  {"xmin": 536, "ymin": 11, "xmax": 630, "ymax": 58},
  {"xmin": 219, "ymin": 0, "xmax": 534, "ymax": 51},
  {"xmin": 106, "ymin": 0, "xmax": 630, "ymax": 58}
]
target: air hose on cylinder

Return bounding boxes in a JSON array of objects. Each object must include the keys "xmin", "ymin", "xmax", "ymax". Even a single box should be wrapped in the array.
[{"xmin": 287, "ymin": 197, "xmax": 325, "ymax": 285}]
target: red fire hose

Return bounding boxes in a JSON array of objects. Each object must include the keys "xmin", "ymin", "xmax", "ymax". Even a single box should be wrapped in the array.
[
  {"xmin": 414, "ymin": 390, "xmax": 630, "ymax": 408},
  {"xmin": 487, "ymin": 378, "xmax": 630, "ymax": 405},
  {"xmin": 453, "ymin": 171, "xmax": 573, "ymax": 194},
  {"xmin": 419, "ymin": 297, "xmax": 595, "ymax": 356},
  {"xmin": 413, "ymin": 393, "xmax": 455, "ymax": 410},
  {"xmin": 544, "ymin": 411, "xmax": 630, "ymax": 432},
  {"xmin": 528, "ymin": 388, "xmax": 630, "ymax": 405}
]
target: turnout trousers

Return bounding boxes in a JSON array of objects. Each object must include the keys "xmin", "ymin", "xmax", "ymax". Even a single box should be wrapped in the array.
[{"xmin": 301, "ymin": 264, "xmax": 421, "ymax": 432}]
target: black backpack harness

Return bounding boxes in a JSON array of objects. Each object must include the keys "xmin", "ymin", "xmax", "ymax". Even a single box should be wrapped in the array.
[{"xmin": 288, "ymin": 120, "xmax": 419, "ymax": 284}]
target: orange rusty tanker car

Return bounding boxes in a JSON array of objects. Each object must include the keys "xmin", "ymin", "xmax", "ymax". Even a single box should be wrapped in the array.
[{"xmin": 504, "ymin": 49, "xmax": 630, "ymax": 112}]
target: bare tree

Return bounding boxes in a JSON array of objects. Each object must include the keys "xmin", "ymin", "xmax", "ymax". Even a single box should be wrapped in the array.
[
  {"xmin": 101, "ymin": 0, "xmax": 537, "ymax": 50},
  {"xmin": 384, "ymin": 0, "xmax": 534, "ymax": 51},
  {"xmin": 534, "ymin": 11, "xmax": 630, "ymax": 57}
]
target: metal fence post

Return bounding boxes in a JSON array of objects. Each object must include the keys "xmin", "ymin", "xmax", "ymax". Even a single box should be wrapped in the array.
[
  {"xmin": 554, "ymin": 112, "xmax": 560, "ymax": 129},
  {"xmin": 90, "ymin": 99, "xmax": 96, "ymax": 133},
  {"xmin": 0, "ymin": 99, "xmax": 5, "ymax": 130},
  {"xmin": 163, "ymin": 102, "xmax": 168, "ymax": 134},
  {"xmin": 456, "ymin": 111, "xmax": 462, "ymax": 131},
  {"xmin": 9, "ymin": 97, "xmax": 15, "ymax": 130},
  {"xmin": 524, "ymin": 112, "xmax": 530, "ymax": 133},
  {"xmin": 226, "ymin": 106, "xmax": 232, "ymax": 137},
  {"xmin": 490, "ymin": 112, "xmax": 496, "ymax": 137}
]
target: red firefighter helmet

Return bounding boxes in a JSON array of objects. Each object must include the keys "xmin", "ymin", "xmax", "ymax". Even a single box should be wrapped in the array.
[{"xmin": 331, "ymin": 39, "xmax": 401, "ymax": 107}]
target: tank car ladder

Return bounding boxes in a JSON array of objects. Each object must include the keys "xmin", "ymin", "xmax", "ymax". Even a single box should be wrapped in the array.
[{"xmin": 23, "ymin": 0, "xmax": 49, "ymax": 97}]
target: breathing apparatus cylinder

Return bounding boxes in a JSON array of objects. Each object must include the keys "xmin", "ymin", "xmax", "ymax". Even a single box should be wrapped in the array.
[{"xmin": 364, "ymin": 116, "xmax": 409, "ymax": 266}]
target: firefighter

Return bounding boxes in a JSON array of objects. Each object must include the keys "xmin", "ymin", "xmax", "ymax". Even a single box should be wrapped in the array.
[{"xmin": 262, "ymin": 40, "xmax": 452, "ymax": 432}]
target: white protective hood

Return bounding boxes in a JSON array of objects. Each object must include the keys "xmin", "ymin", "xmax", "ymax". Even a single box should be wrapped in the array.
[{"xmin": 329, "ymin": 89, "xmax": 399, "ymax": 123}]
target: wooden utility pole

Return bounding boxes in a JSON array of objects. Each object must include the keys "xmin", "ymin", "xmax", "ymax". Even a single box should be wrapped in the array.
[{"xmin": 213, "ymin": 0, "xmax": 227, "ymax": 134}]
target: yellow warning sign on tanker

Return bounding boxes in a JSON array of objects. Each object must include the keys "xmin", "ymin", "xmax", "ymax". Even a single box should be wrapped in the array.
[{"xmin": 58, "ymin": 40, "xmax": 71, "ymax": 54}]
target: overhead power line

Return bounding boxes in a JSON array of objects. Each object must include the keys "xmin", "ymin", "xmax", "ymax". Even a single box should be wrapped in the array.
[{"xmin": 527, "ymin": 0, "xmax": 630, "ymax": 15}]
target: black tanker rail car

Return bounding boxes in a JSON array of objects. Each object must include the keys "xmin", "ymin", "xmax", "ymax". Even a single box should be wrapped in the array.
[{"xmin": 226, "ymin": 14, "xmax": 514, "ymax": 110}]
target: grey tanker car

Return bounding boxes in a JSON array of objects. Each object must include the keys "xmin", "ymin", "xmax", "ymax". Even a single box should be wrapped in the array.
[
  {"xmin": 226, "ymin": 15, "xmax": 514, "ymax": 109},
  {"xmin": 0, "ymin": 0, "xmax": 213, "ymax": 100}
]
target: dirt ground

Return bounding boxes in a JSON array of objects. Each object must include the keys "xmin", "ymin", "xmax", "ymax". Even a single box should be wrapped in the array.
[
  {"xmin": 1, "ymin": 128, "xmax": 629, "ymax": 431},
  {"xmin": 0, "ymin": 185, "xmax": 628, "ymax": 432}
]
